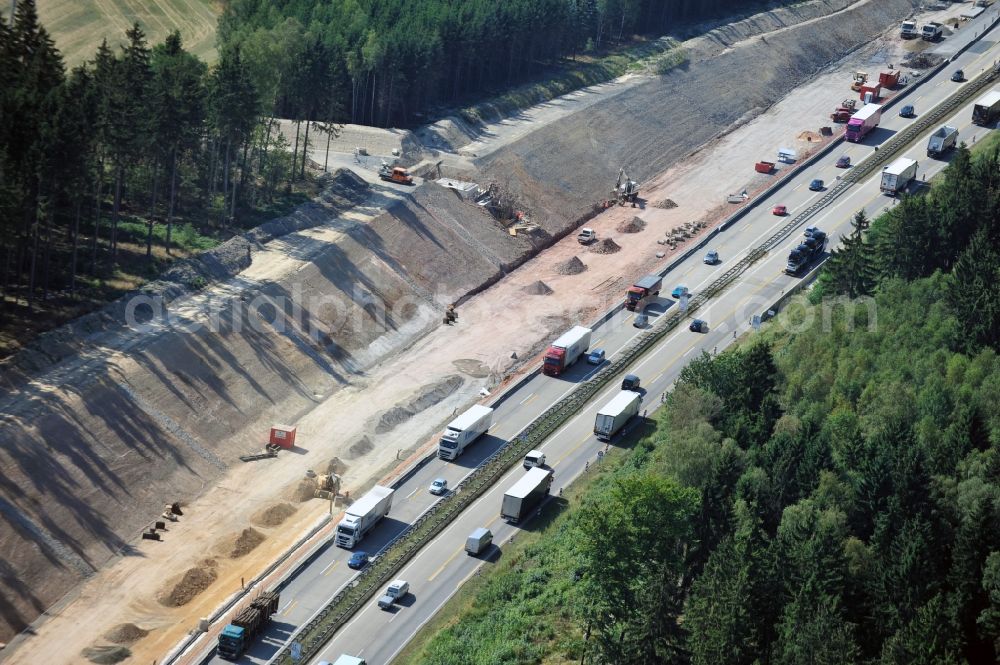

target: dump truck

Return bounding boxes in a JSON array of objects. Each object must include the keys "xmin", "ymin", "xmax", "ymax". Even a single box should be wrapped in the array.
[
  {"xmin": 901, "ymin": 20, "xmax": 918, "ymax": 38},
  {"xmin": 754, "ymin": 160, "xmax": 775, "ymax": 174},
  {"xmin": 859, "ymin": 81, "xmax": 881, "ymax": 102},
  {"xmin": 785, "ymin": 228, "xmax": 827, "ymax": 275},
  {"xmin": 543, "ymin": 326, "xmax": 591, "ymax": 376},
  {"xmin": 880, "ymin": 157, "xmax": 918, "ymax": 195},
  {"xmin": 335, "ymin": 485, "xmax": 394, "ymax": 548},
  {"xmin": 850, "ymin": 71, "xmax": 868, "ymax": 91},
  {"xmin": 501, "ymin": 467, "xmax": 553, "ymax": 523},
  {"xmin": 846, "ymin": 104, "xmax": 882, "ymax": 142},
  {"xmin": 879, "ymin": 70, "xmax": 900, "ymax": 89},
  {"xmin": 972, "ymin": 90, "xmax": 1000, "ymax": 125},
  {"xmin": 594, "ymin": 390, "xmax": 642, "ymax": 442},
  {"xmin": 926, "ymin": 126, "xmax": 958, "ymax": 158},
  {"xmin": 378, "ymin": 163, "xmax": 413, "ymax": 185},
  {"xmin": 438, "ymin": 405, "xmax": 494, "ymax": 460},
  {"xmin": 625, "ymin": 275, "xmax": 663, "ymax": 311},
  {"xmin": 922, "ymin": 22, "xmax": 943, "ymax": 41},
  {"xmin": 217, "ymin": 590, "xmax": 280, "ymax": 660}
]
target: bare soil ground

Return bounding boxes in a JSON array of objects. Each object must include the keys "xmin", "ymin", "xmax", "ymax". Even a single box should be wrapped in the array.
[{"xmin": 4, "ymin": 0, "xmax": 976, "ymax": 662}]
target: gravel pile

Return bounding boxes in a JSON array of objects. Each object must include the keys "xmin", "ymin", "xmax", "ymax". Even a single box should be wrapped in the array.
[
  {"xmin": 522, "ymin": 280, "xmax": 554, "ymax": 295},
  {"xmin": 902, "ymin": 52, "xmax": 943, "ymax": 69},
  {"xmin": 655, "ymin": 199, "xmax": 678, "ymax": 209},
  {"xmin": 590, "ymin": 238, "xmax": 622, "ymax": 254},
  {"xmin": 158, "ymin": 559, "xmax": 218, "ymax": 607},
  {"xmin": 103, "ymin": 623, "xmax": 148, "ymax": 645},
  {"xmin": 255, "ymin": 502, "xmax": 298, "ymax": 528},
  {"xmin": 554, "ymin": 256, "xmax": 588, "ymax": 275},
  {"xmin": 617, "ymin": 217, "xmax": 646, "ymax": 233}
]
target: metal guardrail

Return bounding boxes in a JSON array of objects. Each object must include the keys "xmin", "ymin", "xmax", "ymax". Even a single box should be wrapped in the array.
[{"xmin": 269, "ymin": 59, "xmax": 1000, "ymax": 665}]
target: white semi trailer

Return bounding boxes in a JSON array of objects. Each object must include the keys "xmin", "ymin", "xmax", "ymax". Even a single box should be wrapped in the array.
[
  {"xmin": 335, "ymin": 485, "xmax": 394, "ymax": 549},
  {"xmin": 438, "ymin": 405, "xmax": 494, "ymax": 460},
  {"xmin": 594, "ymin": 390, "xmax": 642, "ymax": 441}
]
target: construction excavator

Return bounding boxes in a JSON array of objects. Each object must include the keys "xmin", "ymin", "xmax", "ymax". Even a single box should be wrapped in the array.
[{"xmin": 611, "ymin": 168, "xmax": 640, "ymax": 206}]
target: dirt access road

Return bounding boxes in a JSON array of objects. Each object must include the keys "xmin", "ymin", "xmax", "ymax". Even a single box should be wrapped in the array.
[{"xmin": 3, "ymin": 0, "xmax": 967, "ymax": 663}]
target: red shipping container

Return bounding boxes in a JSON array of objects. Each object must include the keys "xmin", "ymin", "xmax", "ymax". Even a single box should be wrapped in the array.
[{"xmin": 270, "ymin": 425, "xmax": 297, "ymax": 449}]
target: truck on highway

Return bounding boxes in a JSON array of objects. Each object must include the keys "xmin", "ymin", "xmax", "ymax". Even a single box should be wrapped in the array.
[
  {"xmin": 922, "ymin": 22, "xmax": 943, "ymax": 41},
  {"xmin": 926, "ymin": 126, "xmax": 958, "ymax": 158},
  {"xmin": 880, "ymin": 157, "xmax": 918, "ymax": 195},
  {"xmin": 438, "ymin": 404, "xmax": 494, "ymax": 460},
  {"xmin": 543, "ymin": 326, "xmax": 592, "ymax": 376},
  {"xmin": 377, "ymin": 579, "xmax": 409, "ymax": 609},
  {"xmin": 845, "ymin": 104, "xmax": 882, "ymax": 142},
  {"xmin": 901, "ymin": 21, "xmax": 918, "ymax": 39},
  {"xmin": 501, "ymin": 467, "xmax": 553, "ymax": 523},
  {"xmin": 335, "ymin": 485, "xmax": 394, "ymax": 548},
  {"xmin": 217, "ymin": 590, "xmax": 280, "ymax": 660},
  {"xmin": 326, "ymin": 655, "xmax": 367, "ymax": 665},
  {"xmin": 972, "ymin": 90, "xmax": 1000, "ymax": 125},
  {"xmin": 784, "ymin": 228, "xmax": 827, "ymax": 275},
  {"xmin": 625, "ymin": 274, "xmax": 663, "ymax": 311},
  {"xmin": 594, "ymin": 390, "xmax": 642, "ymax": 441}
]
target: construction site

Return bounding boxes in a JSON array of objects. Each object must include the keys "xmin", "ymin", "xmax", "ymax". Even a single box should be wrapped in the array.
[{"xmin": 0, "ymin": 0, "xmax": 970, "ymax": 662}]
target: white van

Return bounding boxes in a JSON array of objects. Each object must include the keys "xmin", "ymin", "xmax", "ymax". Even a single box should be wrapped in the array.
[
  {"xmin": 523, "ymin": 450, "xmax": 546, "ymax": 469},
  {"xmin": 466, "ymin": 527, "xmax": 493, "ymax": 555}
]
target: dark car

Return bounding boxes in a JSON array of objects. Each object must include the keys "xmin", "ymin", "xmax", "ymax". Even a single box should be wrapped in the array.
[
  {"xmin": 899, "ymin": 104, "xmax": 915, "ymax": 118},
  {"xmin": 952, "ymin": 70, "xmax": 964, "ymax": 82},
  {"xmin": 809, "ymin": 178, "xmax": 824, "ymax": 191},
  {"xmin": 348, "ymin": 551, "xmax": 370, "ymax": 570},
  {"xmin": 633, "ymin": 313, "xmax": 649, "ymax": 328},
  {"xmin": 622, "ymin": 374, "xmax": 641, "ymax": 391},
  {"xmin": 836, "ymin": 155, "xmax": 851, "ymax": 168},
  {"xmin": 689, "ymin": 319, "xmax": 708, "ymax": 333}
]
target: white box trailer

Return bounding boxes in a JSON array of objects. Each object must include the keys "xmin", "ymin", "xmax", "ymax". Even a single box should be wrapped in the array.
[
  {"xmin": 594, "ymin": 390, "xmax": 642, "ymax": 441},
  {"xmin": 335, "ymin": 485, "xmax": 394, "ymax": 548},
  {"xmin": 880, "ymin": 157, "xmax": 918, "ymax": 195},
  {"xmin": 501, "ymin": 467, "xmax": 553, "ymax": 523},
  {"xmin": 438, "ymin": 404, "xmax": 494, "ymax": 460},
  {"xmin": 972, "ymin": 90, "xmax": 1000, "ymax": 125}
]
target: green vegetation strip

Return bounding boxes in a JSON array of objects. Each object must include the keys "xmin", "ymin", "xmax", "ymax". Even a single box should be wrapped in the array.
[{"xmin": 270, "ymin": 64, "xmax": 1000, "ymax": 665}]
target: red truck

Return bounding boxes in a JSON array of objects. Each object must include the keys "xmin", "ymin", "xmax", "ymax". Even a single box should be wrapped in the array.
[
  {"xmin": 543, "ymin": 326, "xmax": 592, "ymax": 376},
  {"xmin": 859, "ymin": 81, "xmax": 881, "ymax": 101},
  {"xmin": 845, "ymin": 103, "xmax": 882, "ymax": 142},
  {"xmin": 878, "ymin": 70, "xmax": 900, "ymax": 89},
  {"xmin": 625, "ymin": 275, "xmax": 662, "ymax": 311}
]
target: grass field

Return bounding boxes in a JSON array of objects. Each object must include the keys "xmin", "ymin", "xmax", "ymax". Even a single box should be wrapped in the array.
[{"xmin": 3, "ymin": 0, "xmax": 219, "ymax": 65}]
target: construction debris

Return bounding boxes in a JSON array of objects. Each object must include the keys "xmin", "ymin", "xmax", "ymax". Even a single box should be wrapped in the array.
[
  {"xmin": 617, "ymin": 217, "xmax": 646, "ymax": 233},
  {"xmin": 654, "ymin": 199, "xmax": 678, "ymax": 209}
]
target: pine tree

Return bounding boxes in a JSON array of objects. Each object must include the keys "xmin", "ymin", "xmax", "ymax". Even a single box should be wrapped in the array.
[{"xmin": 826, "ymin": 209, "xmax": 877, "ymax": 298}]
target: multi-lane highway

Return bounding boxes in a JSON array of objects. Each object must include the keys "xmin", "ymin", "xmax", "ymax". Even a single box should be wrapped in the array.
[{"xmin": 187, "ymin": 9, "xmax": 1000, "ymax": 665}]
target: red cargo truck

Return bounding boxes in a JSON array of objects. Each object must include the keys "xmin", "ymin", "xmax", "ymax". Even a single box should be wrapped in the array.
[
  {"xmin": 542, "ymin": 326, "xmax": 592, "ymax": 376},
  {"xmin": 624, "ymin": 275, "xmax": 662, "ymax": 311}
]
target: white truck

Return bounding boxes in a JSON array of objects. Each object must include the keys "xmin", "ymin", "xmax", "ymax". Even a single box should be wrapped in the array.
[
  {"xmin": 501, "ymin": 467, "xmax": 553, "ymax": 523},
  {"xmin": 880, "ymin": 157, "xmax": 918, "ymax": 195},
  {"xmin": 926, "ymin": 126, "xmax": 958, "ymax": 158},
  {"xmin": 900, "ymin": 20, "xmax": 918, "ymax": 39},
  {"xmin": 325, "ymin": 657, "xmax": 367, "ymax": 665},
  {"xmin": 921, "ymin": 22, "xmax": 942, "ymax": 41},
  {"xmin": 377, "ymin": 579, "xmax": 409, "ymax": 609},
  {"xmin": 335, "ymin": 485, "xmax": 394, "ymax": 548},
  {"xmin": 594, "ymin": 390, "xmax": 642, "ymax": 441},
  {"xmin": 438, "ymin": 404, "xmax": 494, "ymax": 460}
]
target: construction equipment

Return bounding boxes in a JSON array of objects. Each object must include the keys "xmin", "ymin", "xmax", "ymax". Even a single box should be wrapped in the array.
[
  {"xmin": 443, "ymin": 304, "xmax": 458, "ymax": 326},
  {"xmin": 379, "ymin": 162, "xmax": 414, "ymax": 185},
  {"xmin": 239, "ymin": 444, "xmax": 280, "ymax": 462},
  {"xmin": 217, "ymin": 590, "xmax": 280, "ymax": 660},
  {"xmin": 850, "ymin": 71, "xmax": 868, "ymax": 91},
  {"xmin": 754, "ymin": 160, "xmax": 775, "ymax": 174},
  {"xmin": 611, "ymin": 168, "xmax": 640, "ymax": 206}
]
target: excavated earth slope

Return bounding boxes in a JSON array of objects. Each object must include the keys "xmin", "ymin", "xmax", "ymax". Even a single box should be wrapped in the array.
[{"xmin": 0, "ymin": 0, "xmax": 919, "ymax": 643}]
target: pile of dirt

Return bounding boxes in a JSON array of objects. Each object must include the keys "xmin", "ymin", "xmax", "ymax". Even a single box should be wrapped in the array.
[
  {"xmin": 797, "ymin": 130, "xmax": 823, "ymax": 143},
  {"xmin": 375, "ymin": 375, "xmax": 465, "ymax": 434},
  {"xmin": 254, "ymin": 503, "xmax": 298, "ymax": 528},
  {"xmin": 157, "ymin": 559, "xmax": 218, "ymax": 607},
  {"xmin": 103, "ymin": 623, "xmax": 148, "ymax": 645},
  {"xmin": 654, "ymin": 199, "xmax": 678, "ymax": 209},
  {"xmin": 590, "ymin": 238, "xmax": 622, "ymax": 254},
  {"xmin": 82, "ymin": 645, "xmax": 131, "ymax": 664},
  {"xmin": 228, "ymin": 528, "xmax": 266, "ymax": 558},
  {"xmin": 346, "ymin": 435, "xmax": 373, "ymax": 459},
  {"xmin": 554, "ymin": 256, "xmax": 587, "ymax": 275},
  {"xmin": 522, "ymin": 280, "xmax": 554, "ymax": 295},
  {"xmin": 292, "ymin": 477, "xmax": 319, "ymax": 502},
  {"xmin": 902, "ymin": 52, "xmax": 943, "ymax": 69},
  {"xmin": 326, "ymin": 457, "xmax": 347, "ymax": 476},
  {"xmin": 617, "ymin": 217, "xmax": 646, "ymax": 233}
]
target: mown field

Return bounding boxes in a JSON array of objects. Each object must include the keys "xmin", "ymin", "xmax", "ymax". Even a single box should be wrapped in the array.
[{"xmin": 4, "ymin": 0, "xmax": 218, "ymax": 64}]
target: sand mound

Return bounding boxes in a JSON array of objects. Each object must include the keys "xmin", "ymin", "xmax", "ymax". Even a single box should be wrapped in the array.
[
  {"xmin": 82, "ymin": 645, "xmax": 131, "ymax": 664},
  {"xmin": 617, "ymin": 217, "xmax": 646, "ymax": 233},
  {"xmin": 228, "ymin": 527, "xmax": 266, "ymax": 558},
  {"xmin": 254, "ymin": 503, "xmax": 298, "ymax": 528},
  {"xmin": 103, "ymin": 623, "xmax": 148, "ymax": 645},
  {"xmin": 326, "ymin": 457, "xmax": 347, "ymax": 475},
  {"xmin": 555, "ymin": 256, "xmax": 587, "ymax": 275},
  {"xmin": 797, "ymin": 130, "xmax": 822, "ymax": 143},
  {"xmin": 590, "ymin": 238, "xmax": 621, "ymax": 254},
  {"xmin": 157, "ymin": 559, "xmax": 218, "ymax": 607},
  {"xmin": 292, "ymin": 477, "xmax": 318, "ymax": 502},
  {"xmin": 523, "ymin": 280, "xmax": 554, "ymax": 295},
  {"xmin": 655, "ymin": 199, "xmax": 678, "ymax": 209}
]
